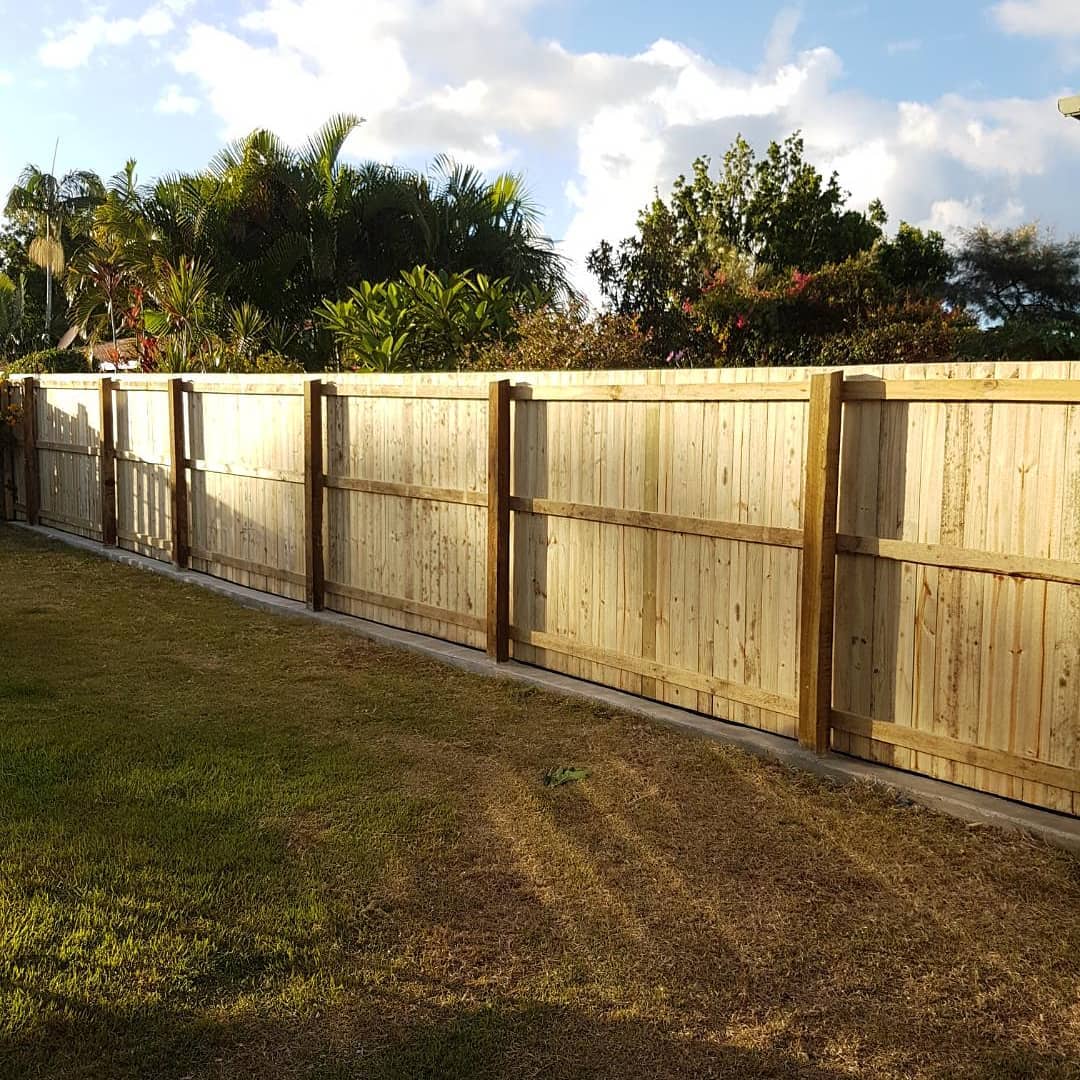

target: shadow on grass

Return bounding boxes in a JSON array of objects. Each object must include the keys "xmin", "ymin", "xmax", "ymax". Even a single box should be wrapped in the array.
[
  {"xmin": 0, "ymin": 993, "xmax": 848, "ymax": 1080},
  {"xmin": 4, "ymin": 990, "xmax": 1076, "ymax": 1080}
]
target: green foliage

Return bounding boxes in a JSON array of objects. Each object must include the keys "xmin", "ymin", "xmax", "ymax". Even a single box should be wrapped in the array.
[
  {"xmin": 319, "ymin": 266, "xmax": 522, "ymax": 371},
  {"xmin": 2, "ymin": 119, "xmax": 564, "ymax": 367},
  {"xmin": 682, "ymin": 133, "xmax": 885, "ymax": 275},
  {"xmin": 0, "ymin": 273, "xmax": 26, "ymax": 354},
  {"xmin": 0, "ymin": 222, "xmax": 65, "ymax": 349},
  {"xmin": 244, "ymin": 350, "xmax": 306, "ymax": 374},
  {"xmin": 5, "ymin": 165, "xmax": 104, "ymax": 340},
  {"xmin": 587, "ymin": 132, "xmax": 918, "ymax": 363},
  {"xmin": 142, "ymin": 257, "xmax": 215, "ymax": 371},
  {"xmin": 876, "ymin": 223, "xmax": 953, "ymax": 294},
  {"xmin": 471, "ymin": 302, "xmax": 652, "ymax": 371},
  {"xmin": 958, "ymin": 315, "xmax": 1080, "ymax": 362},
  {"xmin": 587, "ymin": 132, "xmax": 966, "ymax": 367},
  {"xmin": 950, "ymin": 224, "xmax": 1080, "ymax": 323},
  {"xmin": 689, "ymin": 253, "xmax": 971, "ymax": 368},
  {"xmin": 3, "ymin": 347, "xmax": 89, "ymax": 373}
]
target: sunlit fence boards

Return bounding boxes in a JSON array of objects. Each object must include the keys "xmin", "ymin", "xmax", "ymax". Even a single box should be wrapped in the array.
[{"xmin": 4, "ymin": 362, "xmax": 1079, "ymax": 817}]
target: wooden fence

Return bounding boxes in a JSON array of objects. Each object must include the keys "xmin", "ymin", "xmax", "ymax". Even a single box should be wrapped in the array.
[{"xmin": 2, "ymin": 363, "xmax": 1078, "ymax": 817}]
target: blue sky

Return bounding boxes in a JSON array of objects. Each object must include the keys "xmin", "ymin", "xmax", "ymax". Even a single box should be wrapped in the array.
[{"xmin": 1, "ymin": 0, "xmax": 1079, "ymax": 290}]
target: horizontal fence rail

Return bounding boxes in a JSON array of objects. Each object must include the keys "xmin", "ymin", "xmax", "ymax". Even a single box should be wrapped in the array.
[{"xmin": 3, "ymin": 363, "xmax": 1079, "ymax": 819}]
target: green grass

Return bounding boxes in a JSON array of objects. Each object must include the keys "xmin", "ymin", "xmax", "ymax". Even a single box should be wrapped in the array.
[{"xmin": 1, "ymin": 525, "xmax": 1079, "ymax": 1079}]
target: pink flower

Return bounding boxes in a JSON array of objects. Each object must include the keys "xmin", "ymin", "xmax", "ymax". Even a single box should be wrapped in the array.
[
  {"xmin": 681, "ymin": 299, "xmax": 693, "ymax": 315},
  {"xmin": 735, "ymin": 314, "xmax": 748, "ymax": 330}
]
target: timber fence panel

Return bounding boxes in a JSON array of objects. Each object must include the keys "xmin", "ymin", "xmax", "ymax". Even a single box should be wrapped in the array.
[
  {"xmin": 322, "ymin": 379, "xmax": 489, "ymax": 648},
  {"xmin": 507, "ymin": 370, "xmax": 806, "ymax": 732},
  {"xmin": 832, "ymin": 362, "xmax": 1080, "ymax": 814},
  {"xmin": 115, "ymin": 381, "xmax": 173, "ymax": 560},
  {"xmin": 4, "ymin": 366, "xmax": 1079, "ymax": 818},
  {"xmin": 185, "ymin": 382, "xmax": 306, "ymax": 599}
]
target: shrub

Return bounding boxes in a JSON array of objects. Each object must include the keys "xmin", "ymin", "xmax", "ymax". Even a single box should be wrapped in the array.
[
  {"xmin": 317, "ymin": 266, "xmax": 522, "ymax": 371},
  {"xmin": 470, "ymin": 303, "xmax": 652, "ymax": 371},
  {"xmin": 244, "ymin": 351, "xmax": 306, "ymax": 374},
  {"xmin": 690, "ymin": 254, "xmax": 971, "ymax": 367},
  {"xmin": 3, "ymin": 348, "xmax": 91, "ymax": 374}
]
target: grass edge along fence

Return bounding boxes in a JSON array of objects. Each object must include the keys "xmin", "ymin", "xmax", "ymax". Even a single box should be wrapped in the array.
[{"xmin": 3, "ymin": 363, "xmax": 1079, "ymax": 817}]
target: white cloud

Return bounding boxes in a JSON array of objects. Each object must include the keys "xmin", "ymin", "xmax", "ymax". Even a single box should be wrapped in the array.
[
  {"xmin": 992, "ymin": 0, "xmax": 1080, "ymax": 37},
  {"xmin": 763, "ymin": 6, "xmax": 802, "ymax": 70},
  {"xmin": 39, "ymin": 6, "xmax": 177, "ymax": 69},
  {"xmin": 155, "ymin": 83, "xmax": 198, "ymax": 115},
  {"xmin": 29, "ymin": 0, "xmax": 1080, "ymax": 294},
  {"xmin": 924, "ymin": 196, "xmax": 1025, "ymax": 237}
]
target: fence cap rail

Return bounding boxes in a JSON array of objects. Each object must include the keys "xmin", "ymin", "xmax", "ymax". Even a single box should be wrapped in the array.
[
  {"xmin": 509, "ymin": 381, "xmax": 811, "ymax": 402},
  {"xmin": 841, "ymin": 377, "xmax": 1080, "ymax": 403}
]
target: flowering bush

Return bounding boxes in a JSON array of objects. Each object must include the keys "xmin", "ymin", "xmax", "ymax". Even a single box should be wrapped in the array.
[
  {"xmin": 469, "ymin": 302, "xmax": 652, "ymax": 371},
  {"xmin": 688, "ymin": 253, "xmax": 971, "ymax": 367}
]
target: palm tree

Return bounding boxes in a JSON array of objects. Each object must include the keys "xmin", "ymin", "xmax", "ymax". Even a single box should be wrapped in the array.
[
  {"xmin": 4, "ymin": 160, "xmax": 104, "ymax": 340},
  {"xmin": 409, "ymin": 157, "xmax": 569, "ymax": 298}
]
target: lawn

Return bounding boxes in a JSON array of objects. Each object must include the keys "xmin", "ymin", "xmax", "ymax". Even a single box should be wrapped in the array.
[{"xmin": 1, "ymin": 526, "xmax": 1079, "ymax": 1080}]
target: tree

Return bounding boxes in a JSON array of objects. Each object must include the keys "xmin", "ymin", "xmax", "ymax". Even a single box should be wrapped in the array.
[
  {"xmin": 4, "ymin": 163, "xmax": 103, "ymax": 341},
  {"xmin": 876, "ymin": 222, "xmax": 953, "ymax": 295},
  {"xmin": 587, "ymin": 132, "xmax": 892, "ymax": 361},
  {"xmin": 950, "ymin": 224, "xmax": 1080, "ymax": 323},
  {"xmin": 62, "ymin": 117, "xmax": 568, "ymax": 365}
]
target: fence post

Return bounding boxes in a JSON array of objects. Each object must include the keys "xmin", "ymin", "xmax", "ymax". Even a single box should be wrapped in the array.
[
  {"xmin": 798, "ymin": 369, "xmax": 844, "ymax": 753},
  {"xmin": 22, "ymin": 377, "xmax": 39, "ymax": 526},
  {"xmin": 0, "ymin": 380, "xmax": 11, "ymax": 521},
  {"xmin": 99, "ymin": 376, "xmax": 117, "ymax": 546},
  {"xmin": 486, "ymin": 378, "xmax": 511, "ymax": 661},
  {"xmin": 304, "ymin": 377, "xmax": 325, "ymax": 611},
  {"xmin": 167, "ymin": 377, "xmax": 189, "ymax": 569}
]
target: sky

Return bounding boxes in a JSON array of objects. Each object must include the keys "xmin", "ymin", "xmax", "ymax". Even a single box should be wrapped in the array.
[{"xmin": 1, "ymin": 0, "xmax": 1080, "ymax": 293}]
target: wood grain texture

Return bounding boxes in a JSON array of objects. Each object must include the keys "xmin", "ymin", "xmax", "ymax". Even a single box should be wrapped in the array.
[
  {"xmin": 509, "ymin": 497, "xmax": 804, "ymax": 547},
  {"xmin": 799, "ymin": 371, "xmax": 843, "ymax": 752},
  {"xmin": 486, "ymin": 379, "xmax": 511, "ymax": 660},
  {"xmin": 167, "ymin": 378, "xmax": 189, "ymax": 568},
  {"xmin": 22, "ymin": 377, "xmax": 38, "ymax": 526},
  {"xmin": 0, "ymin": 380, "xmax": 11, "ymax": 520},
  {"xmin": 831, "ymin": 709, "xmax": 1080, "ymax": 791},
  {"xmin": 11, "ymin": 366, "xmax": 1080, "ymax": 817},
  {"xmin": 304, "ymin": 379, "xmax": 325, "ymax": 611},
  {"xmin": 99, "ymin": 378, "xmax": 117, "ymax": 546},
  {"xmin": 842, "ymin": 378, "xmax": 1080, "ymax": 402}
]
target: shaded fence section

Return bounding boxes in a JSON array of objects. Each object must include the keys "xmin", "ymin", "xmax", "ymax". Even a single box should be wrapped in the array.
[{"xmin": 2, "ymin": 364, "xmax": 1078, "ymax": 817}]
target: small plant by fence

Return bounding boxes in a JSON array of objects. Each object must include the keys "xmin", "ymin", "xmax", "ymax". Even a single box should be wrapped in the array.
[{"xmin": 2, "ymin": 363, "xmax": 1078, "ymax": 817}]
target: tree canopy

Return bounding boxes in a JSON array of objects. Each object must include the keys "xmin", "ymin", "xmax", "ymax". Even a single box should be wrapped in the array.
[
  {"xmin": 0, "ymin": 115, "xmax": 567, "ymax": 370},
  {"xmin": 4, "ymin": 122, "xmax": 1080, "ymax": 373}
]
